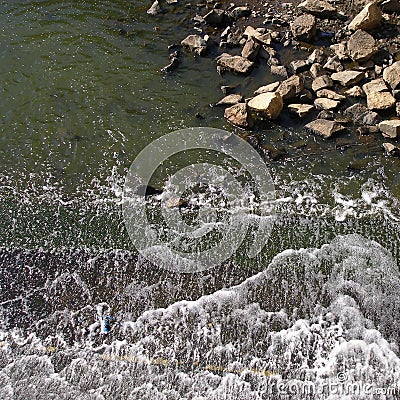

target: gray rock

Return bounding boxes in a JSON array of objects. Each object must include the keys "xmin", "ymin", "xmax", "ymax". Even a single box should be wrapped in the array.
[
  {"xmin": 224, "ymin": 103, "xmax": 253, "ymax": 128},
  {"xmin": 290, "ymin": 60, "xmax": 310, "ymax": 74},
  {"xmin": 291, "ymin": 14, "xmax": 317, "ymax": 41},
  {"xmin": 271, "ymin": 65, "xmax": 288, "ymax": 78},
  {"xmin": 254, "ymin": 82, "xmax": 281, "ymax": 95},
  {"xmin": 312, "ymin": 75, "xmax": 333, "ymax": 92},
  {"xmin": 248, "ymin": 92, "xmax": 284, "ymax": 119},
  {"xmin": 181, "ymin": 35, "xmax": 208, "ymax": 55},
  {"xmin": 331, "ymin": 70, "xmax": 364, "ymax": 87},
  {"xmin": 367, "ymin": 91, "xmax": 396, "ymax": 110},
  {"xmin": 330, "ymin": 43, "xmax": 348, "ymax": 60},
  {"xmin": 216, "ymin": 94, "xmax": 243, "ymax": 106},
  {"xmin": 217, "ymin": 55, "xmax": 254, "ymax": 75},
  {"xmin": 383, "ymin": 61, "xmax": 400, "ymax": 90},
  {"xmin": 347, "ymin": 30, "xmax": 377, "ymax": 62},
  {"xmin": 305, "ymin": 119, "xmax": 345, "ymax": 138},
  {"xmin": 277, "ymin": 75, "xmax": 304, "ymax": 101},
  {"xmin": 344, "ymin": 103, "xmax": 380, "ymax": 124},
  {"xmin": 298, "ymin": 0, "xmax": 338, "ymax": 18},
  {"xmin": 348, "ymin": 2, "xmax": 382, "ymax": 31},
  {"xmin": 383, "ymin": 142, "xmax": 400, "ymax": 157},
  {"xmin": 147, "ymin": 0, "xmax": 163, "ymax": 15},
  {"xmin": 241, "ymin": 38, "xmax": 261, "ymax": 61},
  {"xmin": 288, "ymin": 103, "xmax": 315, "ymax": 117},
  {"xmin": 379, "ymin": 119, "xmax": 400, "ymax": 138},
  {"xmin": 310, "ymin": 63, "xmax": 326, "ymax": 78},
  {"xmin": 362, "ymin": 78, "xmax": 388, "ymax": 95},
  {"xmin": 204, "ymin": 9, "xmax": 228, "ymax": 26}
]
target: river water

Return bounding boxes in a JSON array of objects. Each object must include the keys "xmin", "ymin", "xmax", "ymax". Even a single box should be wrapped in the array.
[{"xmin": 1, "ymin": 1, "xmax": 400, "ymax": 399}]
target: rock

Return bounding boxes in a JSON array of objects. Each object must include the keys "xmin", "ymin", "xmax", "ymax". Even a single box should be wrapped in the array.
[
  {"xmin": 317, "ymin": 110, "xmax": 335, "ymax": 120},
  {"xmin": 314, "ymin": 98, "xmax": 341, "ymax": 110},
  {"xmin": 254, "ymin": 82, "xmax": 281, "ymax": 95},
  {"xmin": 165, "ymin": 196, "xmax": 186, "ymax": 208},
  {"xmin": 243, "ymin": 26, "xmax": 272, "ymax": 45},
  {"xmin": 348, "ymin": 2, "xmax": 382, "ymax": 31},
  {"xmin": 367, "ymin": 91, "xmax": 396, "ymax": 110},
  {"xmin": 362, "ymin": 111, "xmax": 380, "ymax": 125},
  {"xmin": 330, "ymin": 43, "xmax": 348, "ymax": 60},
  {"xmin": 317, "ymin": 89, "xmax": 346, "ymax": 100},
  {"xmin": 310, "ymin": 63, "xmax": 326, "ymax": 78},
  {"xmin": 288, "ymin": 103, "xmax": 315, "ymax": 117},
  {"xmin": 344, "ymin": 103, "xmax": 380, "ymax": 124},
  {"xmin": 147, "ymin": 0, "xmax": 162, "ymax": 15},
  {"xmin": 357, "ymin": 125, "xmax": 379, "ymax": 135},
  {"xmin": 290, "ymin": 60, "xmax": 309, "ymax": 74},
  {"xmin": 217, "ymin": 55, "xmax": 254, "ymax": 75},
  {"xmin": 224, "ymin": 103, "xmax": 253, "ymax": 128},
  {"xmin": 331, "ymin": 70, "xmax": 364, "ymax": 86},
  {"xmin": 204, "ymin": 9, "xmax": 228, "ymax": 26},
  {"xmin": 305, "ymin": 119, "xmax": 345, "ymax": 138},
  {"xmin": 347, "ymin": 30, "xmax": 377, "ymax": 62},
  {"xmin": 298, "ymin": 0, "xmax": 338, "ymax": 18},
  {"xmin": 380, "ymin": 0, "xmax": 400, "ymax": 13},
  {"xmin": 323, "ymin": 56, "xmax": 343, "ymax": 72},
  {"xmin": 248, "ymin": 92, "xmax": 284, "ymax": 119},
  {"xmin": 277, "ymin": 75, "xmax": 303, "ymax": 101},
  {"xmin": 271, "ymin": 65, "xmax": 288, "ymax": 78},
  {"xmin": 383, "ymin": 142, "xmax": 400, "ymax": 156},
  {"xmin": 362, "ymin": 78, "xmax": 388, "ymax": 95},
  {"xmin": 221, "ymin": 85, "xmax": 237, "ymax": 95},
  {"xmin": 379, "ymin": 119, "xmax": 400, "ymax": 138},
  {"xmin": 230, "ymin": 6, "xmax": 252, "ymax": 19},
  {"xmin": 290, "ymin": 14, "xmax": 317, "ymax": 41},
  {"xmin": 241, "ymin": 38, "xmax": 261, "ymax": 61},
  {"xmin": 308, "ymin": 49, "xmax": 325, "ymax": 64},
  {"xmin": 383, "ymin": 61, "xmax": 400, "ymax": 90},
  {"xmin": 345, "ymin": 86, "xmax": 365, "ymax": 97},
  {"xmin": 312, "ymin": 75, "xmax": 333, "ymax": 91},
  {"xmin": 181, "ymin": 35, "xmax": 208, "ymax": 55},
  {"xmin": 216, "ymin": 94, "xmax": 243, "ymax": 106}
]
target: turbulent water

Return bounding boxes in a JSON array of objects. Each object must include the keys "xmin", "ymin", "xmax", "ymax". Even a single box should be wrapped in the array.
[{"xmin": 1, "ymin": 1, "xmax": 400, "ymax": 399}]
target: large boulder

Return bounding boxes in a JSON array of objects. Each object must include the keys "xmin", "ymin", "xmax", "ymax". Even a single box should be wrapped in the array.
[
  {"xmin": 348, "ymin": 2, "xmax": 382, "ymax": 31},
  {"xmin": 347, "ymin": 30, "xmax": 377, "ymax": 62},
  {"xmin": 362, "ymin": 78, "xmax": 388, "ymax": 95},
  {"xmin": 331, "ymin": 70, "xmax": 365, "ymax": 86},
  {"xmin": 379, "ymin": 119, "xmax": 400, "ymax": 138},
  {"xmin": 305, "ymin": 119, "xmax": 345, "ymax": 138},
  {"xmin": 217, "ymin": 55, "xmax": 254, "ymax": 75},
  {"xmin": 383, "ymin": 61, "xmax": 400, "ymax": 90},
  {"xmin": 367, "ymin": 92, "xmax": 396, "ymax": 110},
  {"xmin": 248, "ymin": 92, "xmax": 284, "ymax": 119},
  {"xmin": 181, "ymin": 35, "xmax": 208, "ymax": 55},
  {"xmin": 291, "ymin": 14, "xmax": 317, "ymax": 41},
  {"xmin": 298, "ymin": 0, "xmax": 338, "ymax": 18},
  {"xmin": 224, "ymin": 103, "xmax": 253, "ymax": 128}
]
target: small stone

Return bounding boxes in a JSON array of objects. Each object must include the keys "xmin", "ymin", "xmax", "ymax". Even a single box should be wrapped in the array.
[
  {"xmin": 310, "ymin": 63, "xmax": 326, "ymax": 78},
  {"xmin": 243, "ymin": 26, "xmax": 272, "ymax": 45},
  {"xmin": 241, "ymin": 38, "xmax": 261, "ymax": 61},
  {"xmin": 347, "ymin": 30, "xmax": 377, "ymax": 62},
  {"xmin": 290, "ymin": 60, "xmax": 309, "ymax": 74},
  {"xmin": 312, "ymin": 75, "xmax": 333, "ymax": 92},
  {"xmin": 383, "ymin": 142, "xmax": 400, "ymax": 156},
  {"xmin": 254, "ymin": 82, "xmax": 281, "ymax": 95},
  {"xmin": 345, "ymin": 86, "xmax": 365, "ymax": 97},
  {"xmin": 330, "ymin": 43, "xmax": 348, "ymax": 60},
  {"xmin": 317, "ymin": 89, "xmax": 346, "ymax": 101},
  {"xmin": 217, "ymin": 55, "xmax": 254, "ymax": 75},
  {"xmin": 379, "ymin": 119, "xmax": 400, "ymax": 138},
  {"xmin": 348, "ymin": 2, "xmax": 382, "ymax": 31},
  {"xmin": 181, "ymin": 35, "xmax": 208, "ymax": 55},
  {"xmin": 216, "ymin": 94, "xmax": 243, "ymax": 106},
  {"xmin": 291, "ymin": 14, "xmax": 317, "ymax": 41},
  {"xmin": 331, "ymin": 70, "xmax": 364, "ymax": 87},
  {"xmin": 308, "ymin": 49, "xmax": 325, "ymax": 64},
  {"xmin": 270, "ymin": 65, "xmax": 288, "ymax": 78},
  {"xmin": 299, "ymin": 88, "xmax": 314, "ymax": 103},
  {"xmin": 288, "ymin": 103, "xmax": 315, "ymax": 117},
  {"xmin": 147, "ymin": 0, "xmax": 162, "ymax": 15},
  {"xmin": 383, "ymin": 61, "xmax": 400, "ymax": 90},
  {"xmin": 298, "ymin": 0, "xmax": 337, "ymax": 18},
  {"xmin": 314, "ymin": 98, "xmax": 341, "ymax": 110},
  {"xmin": 362, "ymin": 78, "xmax": 389, "ymax": 96},
  {"xmin": 277, "ymin": 75, "xmax": 303, "ymax": 101},
  {"xmin": 305, "ymin": 119, "xmax": 345, "ymax": 138},
  {"xmin": 367, "ymin": 92, "xmax": 396, "ymax": 110},
  {"xmin": 323, "ymin": 56, "xmax": 343, "ymax": 72},
  {"xmin": 248, "ymin": 92, "xmax": 284, "ymax": 119},
  {"xmin": 224, "ymin": 103, "xmax": 252, "ymax": 128}
]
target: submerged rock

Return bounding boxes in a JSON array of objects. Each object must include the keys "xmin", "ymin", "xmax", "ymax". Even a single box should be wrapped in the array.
[
  {"xmin": 224, "ymin": 103, "xmax": 252, "ymax": 128},
  {"xmin": 248, "ymin": 92, "xmax": 284, "ymax": 119},
  {"xmin": 347, "ymin": 30, "xmax": 377, "ymax": 62},
  {"xmin": 379, "ymin": 119, "xmax": 400, "ymax": 138},
  {"xmin": 291, "ymin": 14, "xmax": 317, "ymax": 42},
  {"xmin": 217, "ymin": 55, "xmax": 254, "ymax": 75},
  {"xmin": 348, "ymin": 2, "xmax": 382, "ymax": 31},
  {"xmin": 305, "ymin": 119, "xmax": 345, "ymax": 138}
]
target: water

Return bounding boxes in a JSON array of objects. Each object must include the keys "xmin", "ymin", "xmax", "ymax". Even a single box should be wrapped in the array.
[{"xmin": 1, "ymin": 1, "xmax": 400, "ymax": 399}]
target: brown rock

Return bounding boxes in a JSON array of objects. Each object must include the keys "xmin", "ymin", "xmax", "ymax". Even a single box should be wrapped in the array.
[
  {"xmin": 243, "ymin": 26, "xmax": 272, "ymax": 45},
  {"xmin": 291, "ymin": 14, "xmax": 317, "ymax": 41},
  {"xmin": 347, "ymin": 30, "xmax": 377, "ymax": 62},
  {"xmin": 383, "ymin": 142, "xmax": 400, "ymax": 156},
  {"xmin": 345, "ymin": 86, "xmax": 365, "ymax": 97},
  {"xmin": 308, "ymin": 49, "xmax": 325, "ymax": 64},
  {"xmin": 224, "ymin": 103, "xmax": 252, "ymax": 128},
  {"xmin": 288, "ymin": 103, "xmax": 315, "ymax": 117},
  {"xmin": 379, "ymin": 119, "xmax": 400, "ymax": 138},
  {"xmin": 383, "ymin": 61, "xmax": 400, "ymax": 90},
  {"xmin": 314, "ymin": 98, "xmax": 341, "ymax": 110},
  {"xmin": 181, "ymin": 35, "xmax": 208, "ymax": 55},
  {"xmin": 367, "ymin": 92, "xmax": 396, "ymax": 110},
  {"xmin": 362, "ymin": 78, "xmax": 388, "ymax": 96},
  {"xmin": 310, "ymin": 63, "xmax": 326, "ymax": 78},
  {"xmin": 277, "ymin": 75, "xmax": 303, "ymax": 101},
  {"xmin": 305, "ymin": 119, "xmax": 345, "ymax": 138},
  {"xmin": 348, "ymin": 2, "xmax": 382, "ymax": 31},
  {"xmin": 270, "ymin": 65, "xmax": 288, "ymax": 78},
  {"xmin": 248, "ymin": 92, "xmax": 284, "ymax": 119},
  {"xmin": 331, "ymin": 70, "xmax": 364, "ymax": 87},
  {"xmin": 217, "ymin": 55, "xmax": 254, "ymax": 75},
  {"xmin": 216, "ymin": 94, "xmax": 243, "ymax": 106},
  {"xmin": 241, "ymin": 38, "xmax": 261, "ymax": 61},
  {"xmin": 312, "ymin": 75, "xmax": 333, "ymax": 92},
  {"xmin": 317, "ymin": 89, "xmax": 346, "ymax": 100},
  {"xmin": 298, "ymin": 0, "xmax": 337, "ymax": 18},
  {"xmin": 323, "ymin": 56, "xmax": 343, "ymax": 72},
  {"xmin": 254, "ymin": 82, "xmax": 281, "ymax": 95}
]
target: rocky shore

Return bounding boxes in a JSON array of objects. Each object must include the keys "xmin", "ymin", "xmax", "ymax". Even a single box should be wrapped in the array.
[{"xmin": 148, "ymin": 0, "xmax": 400, "ymax": 158}]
